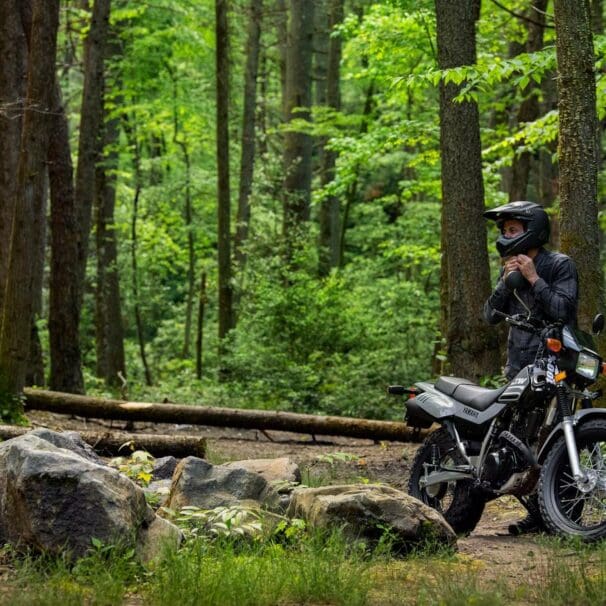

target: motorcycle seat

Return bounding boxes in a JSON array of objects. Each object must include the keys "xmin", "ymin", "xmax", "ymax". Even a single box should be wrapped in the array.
[{"xmin": 435, "ymin": 376, "xmax": 508, "ymax": 412}]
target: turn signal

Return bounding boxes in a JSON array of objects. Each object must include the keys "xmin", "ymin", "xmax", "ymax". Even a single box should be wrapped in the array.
[{"xmin": 546, "ymin": 338, "xmax": 562, "ymax": 353}]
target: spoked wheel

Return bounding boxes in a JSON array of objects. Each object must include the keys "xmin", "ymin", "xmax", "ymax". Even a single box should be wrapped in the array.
[
  {"xmin": 538, "ymin": 419, "xmax": 606, "ymax": 541},
  {"xmin": 408, "ymin": 428, "xmax": 485, "ymax": 535}
]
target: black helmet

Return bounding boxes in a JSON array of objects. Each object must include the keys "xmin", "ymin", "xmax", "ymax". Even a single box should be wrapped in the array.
[{"xmin": 483, "ymin": 200, "xmax": 550, "ymax": 257}]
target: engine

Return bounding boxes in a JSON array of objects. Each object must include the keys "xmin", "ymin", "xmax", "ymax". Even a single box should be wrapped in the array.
[{"xmin": 481, "ymin": 446, "xmax": 520, "ymax": 488}]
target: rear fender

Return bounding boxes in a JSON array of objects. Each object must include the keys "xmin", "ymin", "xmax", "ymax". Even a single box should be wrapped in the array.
[{"xmin": 537, "ymin": 408, "xmax": 606, "ymax": 464}]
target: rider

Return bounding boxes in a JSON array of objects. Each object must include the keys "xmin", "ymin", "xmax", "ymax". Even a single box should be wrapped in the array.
[{"xmin": 483, "ymin": 200, "xmax": 579, "ymax": 534}]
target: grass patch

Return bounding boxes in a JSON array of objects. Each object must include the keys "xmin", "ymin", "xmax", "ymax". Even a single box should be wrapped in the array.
[
  {"xmin": 527, "ymin": 538, "xmax": 606, "ymax": 606},
  {"xmin": 0, "ymin": 542, "xmax": 143, "ymax": 606},
  {"xmin": 146, "ymin": 529, "xmax": 373, "ymax": 606}
]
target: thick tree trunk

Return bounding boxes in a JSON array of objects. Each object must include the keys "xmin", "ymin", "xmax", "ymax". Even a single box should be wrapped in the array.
[
  {"xmin": 0, "ymin": 0, "xmax": 60, "ymax": 406},
  {"xmin": 235, "ymin": 0, "xmax": 263, "ymax": 273},
  {"xmin": 75, "ymin": 0, "xmax": 111, "ymax": 298},
  {"xmin": 0, "ymin": 0, "xmax": 28, "ymax": 321},
  {"xmin": 318, "ymin": 0, "xmax": 343, "ymax": 276},
  {"xmin": 24, "ymin": 389, "xmax": 429, "ymax": 443},
  {"xmin": 95, "ymin": 112, "xmax": 125, "ymax": 386},
  {"xmin": 48, "ymin": 82, "xmax": 85, "ymax": 393},
  {"xmin": 282, "ymin": 0, "xmax": 315, "ymax": 237},
  {"xmin": 436, "ymin": 0, "xmax": 500, "ymax": 380},
  {"xmin": 216, "ymin": 0, "xmax": 234, "ymax": 344},
  {"xmin": 509, "ymin": 0, "xmax": 548, "ymax": 201},
  {"xmin": 554, "ymin": 0, "xmax": 604, "ymax": 340},
  {"xmin": 0, "ymin": 425, "xmax": 206, "ymax": 458}
]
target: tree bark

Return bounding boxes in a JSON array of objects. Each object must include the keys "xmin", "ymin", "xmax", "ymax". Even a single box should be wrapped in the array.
[
  {"xmin": 0, "ymin": 425, "xmax": 206, "ymax": 458},
  {"xmin": 554, "ymin": 0, "xmax": 604, "ymax": 340},
  {"xmin": 95, "ymin": 111, "xmax": 126, "ymax": 386},
  {"xmin": 24, "ymin": 389, "xmax": 430, "ymax": 443},
  {"xmin": 48, "ymin": 81, "xmax": 84, "ymax": 393},
  {"xmin": 235, "ymin": 0, "xmax": 263, "ymax": 273},
  {"xmin": 509, "ymin": 0, "xmax": 548, "ymax": 201},
  {"xmin": 75, "ymin": 0, "xmax": 111, "ymax": 302},
  {"xmin": 435, "ymin": 0, "xmax": 500, "ymax": 379},
  {"xmin": 282, "ymin": 0, "xmax": 315, "ymax": 238},
  {"xmin": 216, "ymin": 0, "xmax": 234, "ymax": 344},
  {"xmin": 318, "ymin": 0, "xmax": 344, "ymax": 276},
  {"xmin": 0, "ymin": 0, "xmax": 28, "ymax": 322},
  {"xmin": 0, "ymin": 0, "xmax": 60, "ymax": 406}
]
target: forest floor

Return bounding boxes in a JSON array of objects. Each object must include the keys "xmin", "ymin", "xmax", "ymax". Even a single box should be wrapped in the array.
[{"xmin": 26, "ymin": 410, "xmax": 563, "ymax": 597}]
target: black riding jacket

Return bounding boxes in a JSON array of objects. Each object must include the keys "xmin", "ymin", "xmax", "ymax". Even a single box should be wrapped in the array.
[{"xmin": 483, "ymin": 248, "xmax": 578, "ymax": 379}]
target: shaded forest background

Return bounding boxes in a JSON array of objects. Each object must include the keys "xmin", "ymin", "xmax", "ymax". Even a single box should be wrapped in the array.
[{"xmin": 0, "ymin": 0, "xmax": 604, "ymax": 422}]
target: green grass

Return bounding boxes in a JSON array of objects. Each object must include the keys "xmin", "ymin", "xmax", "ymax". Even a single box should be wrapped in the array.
[
  {"xmin": 3, "ymin": 527, "xmax": 606, "ymax": 605},
  {"xmin": 146, "ymin": 529, "xmax": 373, "ymax": 606},
  {"xmin": 0, "ymin": 542, "xmax": 142, "ymax": 606}
]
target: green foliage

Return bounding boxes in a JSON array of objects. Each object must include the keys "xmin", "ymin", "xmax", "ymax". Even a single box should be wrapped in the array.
[{"xmin": 108, "ymin": 450, "xmax": 155, "ymax": 487}]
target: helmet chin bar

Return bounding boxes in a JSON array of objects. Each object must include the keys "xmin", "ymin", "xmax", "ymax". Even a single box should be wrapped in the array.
[{"xmin": 496, "ymin": 231, "xmax": 534, "ymax": 258}]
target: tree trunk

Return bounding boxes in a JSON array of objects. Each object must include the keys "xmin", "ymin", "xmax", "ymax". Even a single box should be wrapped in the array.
[
  {"xmin": 24, "ymin": 389, "xmax": 430, "ymax": 443},
  {"xmin": 95, "ymin": 111, "xmax": 126, "ymax": 387},
  {"xmin": 554, "ymin": 0, "xmax": 603, "ymax": 340},
  {"xmin": 0, "ymin": 0, "xmax": 60, "ymax": 411},
  {"xmin": 75, "ymin": 0, "xmax": 111, "ymax": 305},
  {"xmin": 509, "ymin": 0, "xmax": 548, "ymax": 201},
  {"xmin": 196, "ymin": 270, "xmax": 207, "ymax": 380},
  {"xmin": 318, "ymin": 0, "xmax": 344, "ymax": 276},
  {"xmin": 216, "ymin": 0, "xmax": 234, "ymax": 345},
  {"xmin": 0, "ymin": 0, "xmax": 28, "ymax": 322},
  {"xmin": 435, "ymin": 0, "xmax": 500, "ymax": 380},
  {"xmin": 235, "ymin": 0, "xmax": 263, "ymax": 274},
  {"xmin": 282, "ymin": 0, "xmax": 315, "ymax": 239},
  {"xmin": 0, "ymin": 425, "xmax": 206, "ymax": 458},
  {"xmin": 48, "ymin": 81, "xmax": 85, "ymax": 393}
]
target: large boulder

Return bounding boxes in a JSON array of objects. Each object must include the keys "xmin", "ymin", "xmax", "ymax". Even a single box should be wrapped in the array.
[
  {"xmin": 0, "ymin": 431, "xmax": 181, "ymax": 561},
  {"xmin": 165, "ymin": 457, "xmax": 273, "ymax": 510},
  {"xmin": 287, "ymin": 484, "xmax": 457, "ymax": 553}
]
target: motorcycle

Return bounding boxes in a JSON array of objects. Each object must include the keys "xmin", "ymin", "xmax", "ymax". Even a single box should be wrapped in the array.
[{"xmin": 389, "ymin": 273, "xmax": 606, "ymax": 540}]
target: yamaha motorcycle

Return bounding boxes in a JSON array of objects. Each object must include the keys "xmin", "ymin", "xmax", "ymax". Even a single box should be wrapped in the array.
[{"xmin": 389, "ymin": 275, "xmax": 606, "ymax": 540}]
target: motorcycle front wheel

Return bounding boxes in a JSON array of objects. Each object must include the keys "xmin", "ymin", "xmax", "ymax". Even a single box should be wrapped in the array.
[
  {"xmin": 408, "ymin": 427, "xmax": 485, "ymax": 534},
  {"xmin": 538, "ymin": 418, "xmax": 606, "ymax": 541}
]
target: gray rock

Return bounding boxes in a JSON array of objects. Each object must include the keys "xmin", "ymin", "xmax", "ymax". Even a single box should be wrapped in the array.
[
  {"xmin": 0, "ymin": 432, "xmax": 181, "ymax": 559},
  {"xmin": 224, "ymin": 457, "xmax": 301, "ymax": 486},
  {"xmin": 152, "ymin": 456, "xmax": 178, "ymax": 480},
  {"xmin": 29, "ymin": 428, "xmax": 104, "ymax": 465},
  {"xmin": 165, "ymin": 457, "xmax": 271, "ymax": 510},
  {"xmin": 287, "ymin": 484, "xmax": 457, "ymax": 553},
  {"xmin": 136, "ymin": 515, "xmax": 182, "ymax": 564}
]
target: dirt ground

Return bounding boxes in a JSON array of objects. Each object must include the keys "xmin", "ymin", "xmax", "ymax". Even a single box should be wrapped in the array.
[{"xmin": 25, "ymin": 411, "xmax": 558, "ymax": 588}]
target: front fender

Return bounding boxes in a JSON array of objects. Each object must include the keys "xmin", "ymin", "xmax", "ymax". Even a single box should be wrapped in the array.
[{"xmin": 537, "ymin": 407, "xmax": 606, "ymax": 464}]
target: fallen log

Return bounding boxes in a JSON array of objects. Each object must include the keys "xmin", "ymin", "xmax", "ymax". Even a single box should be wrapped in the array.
[
  {"xmin": 24, "ymin": 388, "xmax": 429, "ymax": 443},
  {"xmin": 0, "ymin": 424, "xmax": 206, "ymax": 458}
]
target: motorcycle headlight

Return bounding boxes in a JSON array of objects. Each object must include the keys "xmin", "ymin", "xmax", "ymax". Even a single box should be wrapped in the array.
[{"xmin": 576, "ymin": 352, "xmax": 600, "ymax": 381}]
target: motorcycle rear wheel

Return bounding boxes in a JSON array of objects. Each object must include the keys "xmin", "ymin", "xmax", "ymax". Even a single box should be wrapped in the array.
[
  {"xmin": 538, "ymin": 419, "xmax": 606, "ymax": 541},
  {"xmin": 408, "ymin": 428, "xmax": 485, "ymax": 534}
]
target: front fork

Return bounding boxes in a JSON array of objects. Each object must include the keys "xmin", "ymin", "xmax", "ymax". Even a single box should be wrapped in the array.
[{"xmin": 556, "ymin": 383, "xmax": 590, "ymax": 488}]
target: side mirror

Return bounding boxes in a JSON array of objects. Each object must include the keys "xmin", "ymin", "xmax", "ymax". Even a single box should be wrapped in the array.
[
  {"xmin": 504, "ymin": 270, "xmax": 527, "ymax": 291},
  {"xmin": 592, "ymin": 313, "xmax": 604, "ymax": 335}
]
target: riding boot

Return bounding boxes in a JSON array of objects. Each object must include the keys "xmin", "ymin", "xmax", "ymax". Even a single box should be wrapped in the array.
[{"xmin": 508, "ymin": 494, "xmax": 545, "ymax": 536}]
